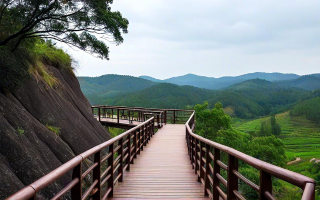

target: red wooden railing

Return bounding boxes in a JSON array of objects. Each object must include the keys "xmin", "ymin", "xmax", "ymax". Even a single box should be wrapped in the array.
[
  {"xmin": 7, "ymin": 107, "xmax": 316, "ymax": 199},
  {"xmin": 185, "ymin": 111, "xmax": 316, "ymax": 200},
  {"xmin": 7, "ymin": 117, "xmax": 155, "ymax": 200}
]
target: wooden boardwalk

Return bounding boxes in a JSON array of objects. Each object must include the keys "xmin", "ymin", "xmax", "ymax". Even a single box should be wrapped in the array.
[{"xmin": 111, "ymin": 124, "xmax": 208, "ymax": 199}]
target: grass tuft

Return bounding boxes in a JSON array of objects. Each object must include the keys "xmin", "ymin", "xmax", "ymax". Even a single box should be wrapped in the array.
[
  {"xmin": 17, "ymin": 127, "xmax": 24, "ymax": 136},
  {"xmin": 29, "ymin": 62, "xmax": 58, "ymax": 88},
  {"xmin": 31, "ymin": 40, "xmax": 73, "ymax": 72},
  {"xmin": 45, "ymin": 124, "xmax": 61, "ymax": 136}
]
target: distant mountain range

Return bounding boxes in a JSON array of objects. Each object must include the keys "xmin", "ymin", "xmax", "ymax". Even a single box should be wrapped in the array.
[
  {"xmin": 78, "ymin": 72, "xmax": 320, "ymax": 119},
  {"xmin": 139, "ymin": 72, "xmax": 319, "ymax": 90}
]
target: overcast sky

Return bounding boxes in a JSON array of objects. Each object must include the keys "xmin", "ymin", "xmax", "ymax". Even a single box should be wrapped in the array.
[{"xmin": 64, "ymin": 0, "xmax": 320, "ymax": 79}]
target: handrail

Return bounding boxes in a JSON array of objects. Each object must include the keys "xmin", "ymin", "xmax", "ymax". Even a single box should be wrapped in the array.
[
  {"xmin": 185, "ymin": 111, "xmax": 316, "ymax": 200},
  {"xmin": 7, "ymin": 117, "xmax": 155, "ymax": 200},
  {"xmin": 92, "ymin": 105, "xmax": 195, "ymax": 127},
  {"xmin": 7, "ymin": 106, "xmax": 316, "ymax": 199}
]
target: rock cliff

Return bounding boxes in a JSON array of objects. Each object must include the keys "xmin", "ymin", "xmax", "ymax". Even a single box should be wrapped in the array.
[{"xmin": 0, "ymin": 65, "xmax": 111, "ymax": 199}]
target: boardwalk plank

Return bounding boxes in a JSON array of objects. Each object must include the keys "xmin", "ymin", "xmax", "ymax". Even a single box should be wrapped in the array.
[{"xmin": 111, "ymin": 124, "xmax": 209, "ymax": 199}]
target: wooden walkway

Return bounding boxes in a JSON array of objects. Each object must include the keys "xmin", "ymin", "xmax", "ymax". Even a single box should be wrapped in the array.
[{"xmin": 111, "ymin": 124, "xmax": 208, "ymax": 199}]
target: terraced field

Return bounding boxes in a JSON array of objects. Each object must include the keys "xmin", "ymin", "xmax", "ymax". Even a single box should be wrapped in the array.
[{"xmin": 233, "ymin": 111, "xmax": 320, "ymax": 161}]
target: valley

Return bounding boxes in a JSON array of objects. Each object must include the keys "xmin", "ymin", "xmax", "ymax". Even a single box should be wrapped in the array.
[{"xmin": 79, "ymin": 72, "xmax": 320, "ymax": 197}]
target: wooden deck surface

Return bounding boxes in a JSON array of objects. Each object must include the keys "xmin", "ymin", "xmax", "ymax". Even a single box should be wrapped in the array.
[{"xmin": 111, "ymin": 124, "xmax": 208, "ymax": 199}]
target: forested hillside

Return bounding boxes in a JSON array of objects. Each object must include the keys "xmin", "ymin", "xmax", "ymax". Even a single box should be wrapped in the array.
[
  {"xmin": 139, "ymin": 72, "xmax": 301, "ymax": 90},
  {"xmin": 275, "ymin": 75, "xmax": 320, "ymax": 91},
  {"xmin": 78, "ymin": 75, "xmax": 158, "ymax": 104},
  {"xmin": 79, "ymin": 75, "xmax": 312, "ymax": 119}
]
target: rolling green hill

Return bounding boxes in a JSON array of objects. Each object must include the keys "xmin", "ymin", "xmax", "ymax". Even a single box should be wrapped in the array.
[
  {"xmin": 79, "ymin": 76, "xmax": 309, "ymax": 118},
  {"xmin": 139, "ymin": 72, "xmax": 300, "ymax": 90},
  {"xmin": 206, "ymin": 79, "xmax": 308, "ymax": 118},
  {"xmin": 233, "ymin": 96, "xmax": 320, "ymax": 161},
  {"xmin": 78, "ymin": 75, "xmax": 158, "ymax": 104},
  {"xmin": 275, "ymin": 75, "xmax": 320, "ymax": 91},
  {"xmin": 103, "ymin": 83, "xmax": 216, "ymax": 109}
]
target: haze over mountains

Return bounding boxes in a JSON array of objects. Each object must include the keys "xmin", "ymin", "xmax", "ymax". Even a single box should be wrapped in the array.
[
  {"xmin": 78, "ymin": 72, "xmax": 320, "ymax": 119},
  {"xmin": 139, "ymin": 72, "xmax": 319, "ymax": 90}
]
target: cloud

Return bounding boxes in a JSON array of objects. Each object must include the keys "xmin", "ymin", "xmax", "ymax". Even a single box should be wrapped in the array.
[{"xmin": 64, "ymin": 0, "xmax": 320, "ymax": 79}]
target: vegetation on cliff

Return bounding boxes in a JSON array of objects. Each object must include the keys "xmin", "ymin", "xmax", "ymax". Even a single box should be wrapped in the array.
[{"xmin": 0, "ymin": 1, "xmax": 129, "ymax": 197}]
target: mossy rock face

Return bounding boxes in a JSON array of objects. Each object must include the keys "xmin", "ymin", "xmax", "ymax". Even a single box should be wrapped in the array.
[
  {"xmin": 0, "ymin": 64, "xmax": 111, "ymax": 199},
  {"xmin": 0, "ymin": 48, "xmax": 30, "ymax": 93}
]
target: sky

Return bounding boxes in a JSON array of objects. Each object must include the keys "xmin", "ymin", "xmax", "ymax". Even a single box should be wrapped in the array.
[{"xmin": 63, "ymin": 0, "xmax": 320, "ymax": 79}]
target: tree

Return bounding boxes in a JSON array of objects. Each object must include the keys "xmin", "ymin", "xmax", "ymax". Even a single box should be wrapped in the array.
[
  {"xmin": 259, "ymin": 116, "xmax": 281, "ymax": 136},
  {"xmin": 194, "ymin": 102, "xmax": 231, "ymax": 139},
  {"xmin": 0, "ymin": 0, "xmax": 129, "ymax": 59},
  {"xmin": 271, "ymin": 116, "xmax": 281, "ymax": 136}
]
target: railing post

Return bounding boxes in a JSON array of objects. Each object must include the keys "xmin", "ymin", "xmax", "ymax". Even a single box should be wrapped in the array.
[
  {"xmin": 173, "ymin": 110, "xmax": 176, "ymax": 124},
  {"xmin": 92, "ymin": 151, "xmax": 101, "ymax": 200},
  {"xmin": 107, "ymin": 144, "xmax": 114, "ymax": 198},
  {"xmin": 157, "ymin": 115, "xmax": 160, "ymax": 128},
  {"xmin": 117, "ymin": 109, "xmax": 119, "ymax": 123},
  {"xmin": 164, "ymin": 110, "xmax": 167, "ymax": 124},
  {"xmin": 204, "ymin": 144, "xmax": 211, "ymax": 196},
  {"xmin": 128, "ymin": 111, "xmax": 131, "ymax": 124},
  {"xmin": 71, "ymin": 162, "xmax": 82, "ymax": 199},
  {"xmin": 139, "ymin": 127, "xmax": 143, "ymax": 152},
  {"xmin": 118, "ymin": 138, "xmax": 124, "ymax": 182},
  {"xmin": 148, "ymin": 121, "xmax": 152, "ymax": 139},
  {"xmin": 259, "ymin": 170, "xmax": 272, "ymax": 200},
  {"xmin": 143, "ymin": 125, "xmax": 146, "ymax": 147},
  {"xmin": 200, "ymin": 141, "xmax": 205, "ymax": 183},
  {"xmin": 112, "ymin": 109, "xmax": 114, "ymax": 119},
  {"xmin": 127, "ymin": 133, "xmax": 131, "ymax": 171},
  {"xmin": 152, "ymin": 118, "xmax": 155, "ymax": 134},
  {"xmin": 134, "ymin": 130, "xmax": 138, "ymax": 158},
  {"xmin": 227, "ymin": 155, "xmax": 238, "ymax": 200},
  {"xmin": 146, "ymin": 123, "xmax": 149, "ymax": 143},
  {"xmin": 98, "ymin": 107, "xmax": 101, "ymax": 122},
  {"xmin": 195, "ymin": 139, "xmax": 199, "ymax": 177},
  {"xmin": 213, "ymin": 148, "xmax": 220, "ymax": 200},
  {"xmin": 190, "ymin": 136, "xmax": 194, "ymax": 166}
]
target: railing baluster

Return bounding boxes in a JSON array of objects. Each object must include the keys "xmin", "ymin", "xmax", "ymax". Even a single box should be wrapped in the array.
[
  {"xmin": 118, "ymin": 138, "xmax": 124, "ymax": 182},
  {"xmin": 98, "ymin": 107, "xmax": 101, "ymax": 122},
  {"xmin": 140, "ymin": 126, "xmax": 144, "ymax": 150},
  {"xmin": 117, "ymin": 109, "xmax": 119, "ymax": 123},
  {"xmin": 133, "ymin": 130, "xmax": 138, "ymax": 159},
  {"xmin": 143, "ymin": 125, "xmax": 146, "ymax": 147},
  {"xmin": 195, "ymin": 139, "xmax": 199, "ymax": 177},
  {"xmin": 107, "ymin": 144, "xmax": 114, "ymax": 198},
  {"xmin": 127, "ymin": 133, "xmax": 131, "ymax": 170},
  {"xmin": 71, "ymin": 162, "xmax": 82, "ymax": 199},
  {"xmin": 227, "ymin": 154, "xmax": 238, "ymax": 200},
  {"xmin": 260, "ymin": 170, "xmax": 272, "ymax": 200},
  {"xmin": 112, "ymin": 109, "xmax": 114, "ymax": 119},
  {"xmin": 213, "ymin": 148, "xmax": 220, "ymax": 200},
  {"xmin": 204, "ymin": 144, "xmax": 211, "ymax": 196},
  {"xmin": 92, "ymin": 151, "xmax": 101, "ymax": 200},
  {"xmin": 190, "ymin": 136, "xmax": 194, "ymax": 166},
  {"xmin": 200, "ymin": 141, "xmax": 205, "ymax": 183},
  {"xmin": 164, "ymin": 110, "xmax": 167, "ymax": 124}
]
